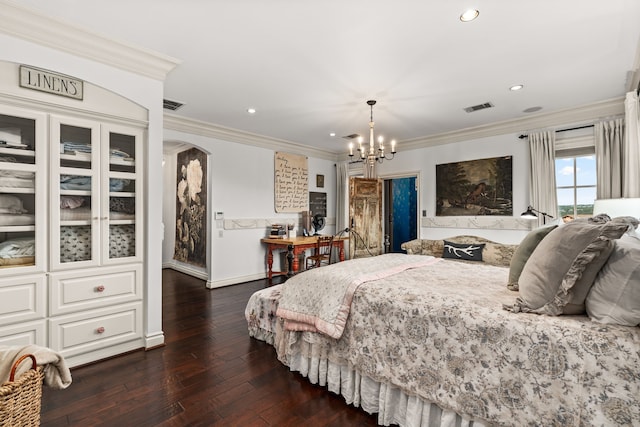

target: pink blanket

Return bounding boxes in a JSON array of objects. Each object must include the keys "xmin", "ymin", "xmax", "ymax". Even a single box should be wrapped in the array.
[{"xmin": 276, "ymin": 254, "xmax": 441, "ymax": 339}]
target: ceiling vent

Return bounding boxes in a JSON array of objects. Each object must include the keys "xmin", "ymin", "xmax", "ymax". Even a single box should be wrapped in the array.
[
  {"xmin": 163, "ymin": 99, "xmax": 185, "ymax": 111},
  {"xmin": 342, "ymin": 133, "xmax": 361, "ymax": 140},
  {"xmin": 464, "ymin": 102, "xmax": 494, "ymax": 113}
]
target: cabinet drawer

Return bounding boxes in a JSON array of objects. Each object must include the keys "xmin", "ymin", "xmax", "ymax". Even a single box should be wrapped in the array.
[
  {"xmin": 0, "ymin": 275, "xmax": 46, "ymax": 325},
  {"xmin": 49, "ymin": 302, "xmax": 142, "ymax": 359},
  {"xmin": 0, "ymin": 320, "xmax": 47, "ymax": 347},
  {"xmin": 49, "ymin": 264, "xmax": 142, "ymax": 315}
]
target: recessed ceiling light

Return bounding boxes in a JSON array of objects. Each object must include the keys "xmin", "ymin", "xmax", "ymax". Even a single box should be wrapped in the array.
[
  {"xmin": 247, "ymin": 108, "xmax": 256, "ymax": 114},
  {"xmin": 510, "ymin": 84, "xmax": 524, "ymax": 91},
  {"xmin": 523, "ymin": 106, "xmax": 543, "ymax": 113},
  {"xmin": 329, "ymin": 132, "xmax": 336, "ymax": 137},
  {"xmin": 460, "ymin": 9, "xmax": 479, "ymax": 22}
]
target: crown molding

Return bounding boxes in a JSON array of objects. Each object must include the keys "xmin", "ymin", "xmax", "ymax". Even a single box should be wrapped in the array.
[
  {"xmin": 163, "ymin": 113, "xmax": 339, "ymax": 161},
  {"xmin": 400, "ymin": 97, "xmax": 625, "ymax": 150},
  {"xmin": 0, "ymin": 0, "xmax": 180, "ymax": 81},
  {"xmin": 166, "ymin": 98, "xmax": 624, "ymax": 159}
]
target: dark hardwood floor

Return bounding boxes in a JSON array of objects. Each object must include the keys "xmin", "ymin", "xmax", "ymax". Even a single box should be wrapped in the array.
[{"xmin": 40, "ymin": 269, "xmax": 380, "ymax": 426}]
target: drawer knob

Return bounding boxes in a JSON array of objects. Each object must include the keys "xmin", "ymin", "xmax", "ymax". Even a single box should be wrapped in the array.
[
  {"xmin": 96, "ymin": 285, "xmax": 105, "ymax": 292},
  {"xmin": 96, "ymin": 327, "xmax": 105, "ymax": 334}
]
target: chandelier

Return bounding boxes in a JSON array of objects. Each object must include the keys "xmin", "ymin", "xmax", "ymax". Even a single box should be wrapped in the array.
[{"xmin": 348, "ymin": 100, "xmax": 397, "ymax": 165}]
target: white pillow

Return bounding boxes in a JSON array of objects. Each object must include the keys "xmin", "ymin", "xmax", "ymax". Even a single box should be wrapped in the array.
[{"xmin": 586, "ymin": 235, "xmax": 640, "ymax": 326}]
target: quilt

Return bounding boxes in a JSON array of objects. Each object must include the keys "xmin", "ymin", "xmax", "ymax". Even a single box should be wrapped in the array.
[
  {"xmin": 276, "ymin": 254, "xmax": 441, "ymax": 339},
  {"xmin": 270, "ymin": 255, "xmax": 640, "ymax": 426}
]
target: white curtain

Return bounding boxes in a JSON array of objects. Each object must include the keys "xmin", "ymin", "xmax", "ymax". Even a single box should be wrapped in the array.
[
  {"xmin": 594, "ymin": 118, "xmax": 625, "ymax": 199},
  {"xmin": 528, "ymin": 131, "xmax": 558, "ymax": 227},
  {"xmin": 623, "ymin": 91, "xmax": 640, "ymax": 197},
  {"xmin": 335, "ymin": 162, "xmax": 349, "ymax": 233}
]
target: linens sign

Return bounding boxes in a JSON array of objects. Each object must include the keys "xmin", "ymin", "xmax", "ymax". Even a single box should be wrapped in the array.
[
  {"xmin": 276, "ymin": 254, "xmax": 442, "ymax": 339},
  {"xmin": 274, "ymin": 152, "xmax": 308, "ymax": 213}
]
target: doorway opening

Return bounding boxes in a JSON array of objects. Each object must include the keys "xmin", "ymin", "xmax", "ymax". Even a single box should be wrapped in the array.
[{"xmin": 383, "ymin": 176, "xmax": 418, "ymax": 253}]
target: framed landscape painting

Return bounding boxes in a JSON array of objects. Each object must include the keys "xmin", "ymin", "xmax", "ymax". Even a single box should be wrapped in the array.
[{"xmin": 436, "ymin": 156, "xmax": 512, "ymax": 216}]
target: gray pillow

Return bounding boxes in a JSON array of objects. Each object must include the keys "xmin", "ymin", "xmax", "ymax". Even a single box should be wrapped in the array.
[
  {"xmin": 507, "ymin": 224, "xmax": 557, "ymax": 290},
  {"xmin": 586, "ymin": 235, "xmax": 640, "ymax": 326},
  {"xmin": 509, "ymin": 219, "xmax": 629, "ymax": 315}
]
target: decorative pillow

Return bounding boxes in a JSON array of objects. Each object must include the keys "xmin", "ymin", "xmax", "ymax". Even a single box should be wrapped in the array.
[
  {"xmin": 507, "ymin": 219, "xmax": 630, "ymax": 315},
  {"xmin": 507, "ymin": 224, "xmax": 558, "ymax": 291},
  {"xmin": 479, "ymin": 241, "xmax": 517, "ymax": 267},
  {"xmin": 586, "ymin": 235, "xmax": 640, "ymax": 326},
  {"xmin": 442, "ymin": 240, "xmax": 485, "ymax": 262},
  {"xmin": 400, "ymin": 239, "xmax": 422, "ymax": 254},
  {"xmin": 420, "ymin": 239, "xmax": 444, "ymax": 257},
  {"xmin": 610, "ymin": 215, "xmax": 640, "ymax": 232},
  {"xmin": 401, "ymin": 236, "xmax": 516, "ymax": 265}
]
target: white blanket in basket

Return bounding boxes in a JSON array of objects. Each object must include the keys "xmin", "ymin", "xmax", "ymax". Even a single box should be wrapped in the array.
[{"xmin": 0, "ymin": 345, "xmax": 72, "ymax": 389}]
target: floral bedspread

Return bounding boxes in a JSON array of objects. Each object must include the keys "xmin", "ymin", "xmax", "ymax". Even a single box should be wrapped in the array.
[
  {"xmin": 276, "ymin": 254, "xmax": 441, "ymax": 339},
  {"xmin": 272, "ymin": 257, "xmax": 640, "ymax": 426}
]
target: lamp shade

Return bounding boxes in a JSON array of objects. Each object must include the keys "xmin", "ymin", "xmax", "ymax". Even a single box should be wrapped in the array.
[
  {"xmin": 520, "ymin": 206, "xmax": 537, "ymax": 219},
  {"xmin": 592, "ymin": 198, "xmax": 640, "ymax": 218}
]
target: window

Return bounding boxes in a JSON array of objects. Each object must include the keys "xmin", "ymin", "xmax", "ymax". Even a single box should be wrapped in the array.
[{"xmin": 555, "ymin": 152, "xmax": 596, "ymax": 220}]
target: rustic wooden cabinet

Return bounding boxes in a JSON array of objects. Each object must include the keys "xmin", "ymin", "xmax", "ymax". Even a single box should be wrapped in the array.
[{"xmin": 349, "ymin": 177, "xmax": 382, "ymax": 258}]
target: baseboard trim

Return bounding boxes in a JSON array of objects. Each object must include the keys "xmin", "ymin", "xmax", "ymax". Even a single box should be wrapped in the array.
[
  {"xmin": 145, "ymin": 332, "xmax": 165, "ymax": 349},
  {"xmin": 162, "ymin": 261, "xmax": 208, "ymax": 281},
  {"xmin": 162, "ymin": 263, "xmax": 267, "ymax": 288},
  {"xmin": 206, "ymin": 272, "xmax": 266, "ymax": 289}
]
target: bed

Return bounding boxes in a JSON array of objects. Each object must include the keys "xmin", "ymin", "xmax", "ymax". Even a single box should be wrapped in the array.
[{"xmin": 246, "ymin": 218, "xmax": 640, "ymax": 426}]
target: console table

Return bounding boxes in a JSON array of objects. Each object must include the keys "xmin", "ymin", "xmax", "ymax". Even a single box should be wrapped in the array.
[{"xmin": 260, "ymin": 235, "xmax": 347, "ymax": 280}]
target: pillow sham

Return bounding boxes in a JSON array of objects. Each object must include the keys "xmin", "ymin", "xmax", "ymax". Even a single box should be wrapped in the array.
[
  {"xmin": 585, "ymin": 236, "xmax": 640, "ymax": 326},
  {"xmin": 507, "ymin": 219, "xmax": 629, "ymax": 315},
  {"xmin": 442, "ymin": 240, "xmax": 484, "ymax": 262},
  {"xmin": 507, "ymin": 224, "xmax": 558, "ymax": 291}
]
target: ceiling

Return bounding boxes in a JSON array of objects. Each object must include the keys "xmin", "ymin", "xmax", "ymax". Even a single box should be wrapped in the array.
[{"xmin": 14, "ymin": 1, "xmax": 640, "ymax": 155}]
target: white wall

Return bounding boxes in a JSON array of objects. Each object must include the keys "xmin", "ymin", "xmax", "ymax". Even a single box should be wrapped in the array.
[
  {"xmin": 0, "ymin": 32, "xmax": 167, "ymax": 348},
  {"xmin": 163, "ymin": 129, "xmax": 337, "ymax": 287},
  {"xmin": 161, "ymin": 128, "xmax": 531, "ymax": 287},
  {"xmin": 364, "ymin": 133, "xmax": 531, "ymax": 244}
]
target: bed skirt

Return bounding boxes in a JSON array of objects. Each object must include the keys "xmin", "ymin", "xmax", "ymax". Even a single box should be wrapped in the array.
[
  {"xmin": 286, "ymin": 351, "xmax": 486, "ymax": 427},
  {"xmin": 246, "ymin": 285, "xmax": 486, "ymax": 427}
]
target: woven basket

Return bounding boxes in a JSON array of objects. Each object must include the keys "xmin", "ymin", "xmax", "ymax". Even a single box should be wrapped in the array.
[{"xmin": 0, "ymin": 354, "xmax": 44, "ymax": 427}]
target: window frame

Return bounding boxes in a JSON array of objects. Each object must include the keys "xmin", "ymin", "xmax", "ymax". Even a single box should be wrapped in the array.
[{"xmin": 555, "ymin": 147, "xmax": 596, "ymax": 219}]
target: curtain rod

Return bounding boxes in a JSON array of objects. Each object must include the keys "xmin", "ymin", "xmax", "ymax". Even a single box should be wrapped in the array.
[{"xmin": 518, "ymin": 124, "xmax": 594, "ymax": 139}]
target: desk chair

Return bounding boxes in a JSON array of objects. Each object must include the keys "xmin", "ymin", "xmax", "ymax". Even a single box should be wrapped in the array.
[{"xmin": 305, "ymin": 235, "xmax": 334, "ymax": 270}]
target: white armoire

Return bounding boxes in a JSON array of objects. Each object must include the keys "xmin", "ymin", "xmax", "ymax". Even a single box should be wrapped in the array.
[{"xmin": 0, "ymin": 62, "xmax": 148, "ymax": 367}]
